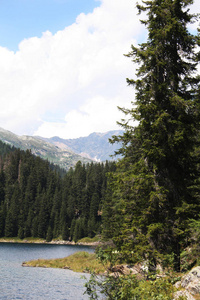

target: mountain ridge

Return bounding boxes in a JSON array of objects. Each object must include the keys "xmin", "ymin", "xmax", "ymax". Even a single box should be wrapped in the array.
[
  {"xmin": 0, "ymin": 127, "xmax": 122, "ymax": 170},
  {"xmin": 38, "ymin": 130, "xmax": 123, "ymax": 162},
  {"xmin": 0, "ymin": 127, "xmax": 91, "ymax": 170}
]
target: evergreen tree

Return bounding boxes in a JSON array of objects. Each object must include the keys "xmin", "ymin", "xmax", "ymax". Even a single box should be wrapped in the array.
[
  {"xmin": 70, "ymin": 219, "xmax": 76, "ymax": 241},
  {"xmin": 46, "ymin": 226, "xmax": 53, "ymax": 242},
  {"xmin": 18, "ymin": 226, "xmax": 24, "ymax": 240},
  {"xmin": 0, "ymin": 203, "xmax": 6, "ymax": 237},
  {"xmin": 61, "ymin": 222, "xmax": 69, "ymax": 240},
  {"xmin": 38, "ymin": 194, "xmax": 49, "ymax": 239},
  {"xmin": 0, "ymin": 170, "xmax": 5, "ymax": 205},
  {"xmin": 24, "ymin": 209, "xmax": 34, "ymax": 237},
  {"xmin": 5, "ymin": 210, "xmax": 15, "ymax": 237},
  {"xmin": 32, "ymin": 217, "xmax": 38, "ymax": 237},
  {"xmin": 104, "ymin": 0, "xmax": 200, "ymax": 272}
]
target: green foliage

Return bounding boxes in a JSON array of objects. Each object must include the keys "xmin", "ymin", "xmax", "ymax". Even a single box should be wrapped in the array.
[
  {"xmin": 46, "ymin": 226, "xmax": 53, "ymax": 242},
  {"xmin": 181, "ymin": 214, "xmax": 200, "ymax": 270},
  {"xmin": 84, "ymin": 248, "xmax": 188, "ymax": 300},
  {"xmin": 102, "ymin": 0, "xmax": 200, "ymax": 273},
  {"xmin": 85, "ymin": 272, "xmax": 175, "ymax": 300},
  {"xmin": 61, "ymin": 223, "xmax": 69, "ymax": 241},
  {"xmin": 189, "ymin": 215, "xmax": 200, "ymax": 247},
  {"xmin": 0, "ymin": 140, "xmax": 15, "ymax": 157},
  {"xmin": 86, "ymin": 0, "xmax": 200, "ymax": 298},
  {"xmin": 18, "ymin": 227, "xmax": 24, "ymax": 240}
]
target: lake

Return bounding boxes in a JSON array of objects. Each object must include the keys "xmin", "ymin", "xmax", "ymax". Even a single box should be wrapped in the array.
[{"xmin": 0, "ymin": 242, "xmax": 94, "ymax": 299}]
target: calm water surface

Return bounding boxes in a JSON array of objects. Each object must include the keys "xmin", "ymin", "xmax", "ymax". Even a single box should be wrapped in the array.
[{"xmin": 0, "ymin": 243, "xmax": 94, "ymax": 299}]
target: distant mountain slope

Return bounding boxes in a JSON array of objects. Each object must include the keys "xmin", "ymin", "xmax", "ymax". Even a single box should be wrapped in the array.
[
  {"xmin": 39, "ymin": 130, "xmax": 123, "ymax": 161},
  {"xmin": 0, "ymin": 127, "xmax": 91, "ymax": 170}
]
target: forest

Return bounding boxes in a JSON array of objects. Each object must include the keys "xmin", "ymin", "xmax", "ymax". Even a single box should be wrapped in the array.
[{"xmin": 0, "ymin": 140, "xmax": 116, "ymax": 242}]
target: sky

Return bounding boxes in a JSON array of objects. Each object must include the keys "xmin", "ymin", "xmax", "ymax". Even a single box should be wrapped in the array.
[{"xmin": 0, "ymin": 0, "xmax": 199, "ymax": 139}]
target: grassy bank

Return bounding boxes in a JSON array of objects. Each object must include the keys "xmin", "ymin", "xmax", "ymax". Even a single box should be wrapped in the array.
[
  {"xmin": 0, "ymin": 237, "xmax": 46, "ymax": 243},
  {"xmin": 22, "ymin": 251, "xmax": 106, "ymax": 274}
]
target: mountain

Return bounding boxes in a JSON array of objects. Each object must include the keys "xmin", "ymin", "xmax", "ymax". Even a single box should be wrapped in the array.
[
  {"xmin": 37, "ymin": 130, "xmax": 123, "ymax": 162},
  {"xmin": 0, "ymin": 128, "xmax": 122, "ymax": 170},
  {"xmin": 0, "ymin": 127, "xmax": 91, "ymax": 170}
]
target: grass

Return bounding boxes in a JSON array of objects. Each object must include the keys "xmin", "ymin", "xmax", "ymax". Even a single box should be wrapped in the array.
[
  {"xmin": 0, "ymin": 237, "xmax": 46, "ymax": 243},
  {"xmin": 23, "ymin": 251, "xmax": 107, "ymax": 274},
  {"xmin": 77, "ymin": 236, "xmax": 101, "ymax": 244}
]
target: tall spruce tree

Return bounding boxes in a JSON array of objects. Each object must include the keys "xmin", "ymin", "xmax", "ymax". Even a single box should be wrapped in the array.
[{"xmin": 104, "ymin": 0, "xmax": 200, "ymax": 272}]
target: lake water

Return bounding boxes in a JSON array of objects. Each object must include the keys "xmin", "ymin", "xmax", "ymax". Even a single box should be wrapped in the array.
[{"xmin": 0, "ymin": 242, "xmax": 95, "ymax": 299}]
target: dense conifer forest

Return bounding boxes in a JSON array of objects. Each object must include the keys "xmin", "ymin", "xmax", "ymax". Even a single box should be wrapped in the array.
[{"xmin": 0, "ymin": 140, "xmax": 116, "ymax": 241}]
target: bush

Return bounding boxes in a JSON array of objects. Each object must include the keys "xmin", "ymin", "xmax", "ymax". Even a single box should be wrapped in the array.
[{"xmin": 84, "ymin": 273, "xmax": 175, "ymax": 300}]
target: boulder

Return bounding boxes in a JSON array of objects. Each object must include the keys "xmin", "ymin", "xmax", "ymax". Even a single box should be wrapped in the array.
[
  {"xmin": 173, "ymin": 290, "xmax": 195, "ymax": 300},
  {"xmin": 181, "ymin": 266, "xmax": 200, "ymax": 295}
]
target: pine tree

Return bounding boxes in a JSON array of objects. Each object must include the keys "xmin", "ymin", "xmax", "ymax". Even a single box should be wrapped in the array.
[
  {"xmin": 0, "ymin": 170, "xmax": 5, "ymax": 205},
  {"xmin": 0, "ymin": 203, "xmax": 6, "ymax": 237},
  {"xmin": 61, "ymin": 222, "xmax": 69, "ymax": 240},
  {"xmin": 38, "ymin": 194, "xmax": 49, "ymax": 239},
  {"xmin": 46, "ymin": 226, "xmax": 53, "ymax": 242},
  {"xmin": 105, "ymin": 0, "xmax": 200, "ymax": 272},
  {"xmin": 18, "ymin": 226, "xmax": 24, "ymax": 239}
]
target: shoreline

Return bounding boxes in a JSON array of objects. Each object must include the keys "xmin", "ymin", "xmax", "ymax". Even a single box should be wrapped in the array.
[
  {"xmin": 0, "ymin": 238, "xmax": 103, "ymax": 247},
  {"xmin": 0, "ymin": 238, "xmax": 105, "ymax": 274}
]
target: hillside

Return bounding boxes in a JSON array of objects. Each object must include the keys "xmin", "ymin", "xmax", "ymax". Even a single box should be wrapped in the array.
[
  {"xmin": 0, "ymin": 127, "xmax": 91, "ymax": 170},
  {"xmin": 0, "ymin": 128, "xmax": 122, "ymax": 170}
]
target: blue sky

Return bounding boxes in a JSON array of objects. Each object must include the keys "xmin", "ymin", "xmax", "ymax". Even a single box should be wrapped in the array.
[
  {"xmin": 0, "ymin": 0, "xmax": 199, "ymax": 139},
  {"xmin": 0, "ymin": 0, "xmax": 100, "ymax": 52}
]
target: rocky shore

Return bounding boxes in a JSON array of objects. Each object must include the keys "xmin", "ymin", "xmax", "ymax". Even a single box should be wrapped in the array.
[{"xmin": 0, "ymin": 237, "xmax": 102, "ymax": 247}]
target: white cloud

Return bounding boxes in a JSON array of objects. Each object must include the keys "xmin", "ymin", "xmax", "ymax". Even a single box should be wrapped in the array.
[
  {"xmin": 35, "ymin": 93, "xmax": 133, "ymax": 138},
  {"xmin": 0, "ymin": 0, "xmax": 198, "ymax": 139}
]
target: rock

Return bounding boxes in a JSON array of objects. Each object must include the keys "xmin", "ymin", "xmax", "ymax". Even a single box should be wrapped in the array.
[
  {"xmin": 181, "ymin": 266, "xmax": 200, "ymax": 295},
  {"xmin": 173, "ymin": 290, "xmax": 195, "ymax": 300},
  {"xmin": 109, "ymin": 265, "xmax": 129, "ymax": 275},
  {"xmin": 174, "ymin": 281, "xmax": 181, "ymax": 289},
  {"xmin": 108, "ymin": 263, "xmax": 148, "ymax": 280}
]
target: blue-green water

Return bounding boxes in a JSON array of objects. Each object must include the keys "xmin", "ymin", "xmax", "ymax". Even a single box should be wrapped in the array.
[{"xmin": 0, "ymin": 243, "xmax": 94, "ymax": 299}]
